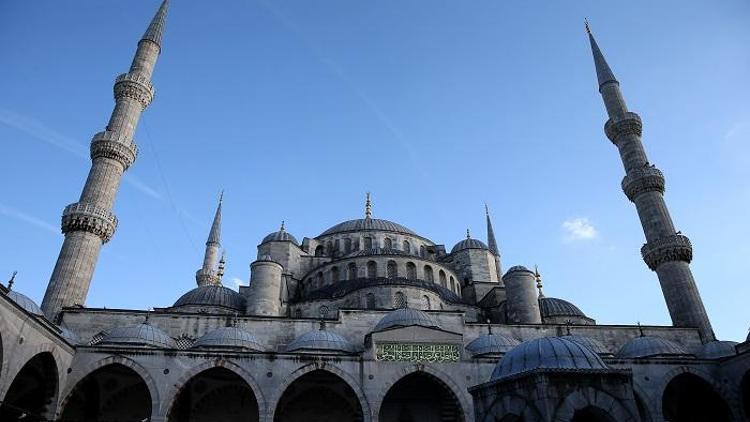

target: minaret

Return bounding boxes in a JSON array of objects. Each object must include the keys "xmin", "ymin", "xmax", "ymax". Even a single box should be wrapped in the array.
[
  {"xmin": 485, "ymin": 203, "xmax": 503, "ymax": 283},
  {"xmin": 196, "ymin": 193, "xmax": 223, "ymax": 286},
  {"xmin": 41, "ymin": 1, "xmax": 169, "ymax": 320},
  {"xmin": 586, "ymin": 23, "xmax": 714, "ymax": 341}
]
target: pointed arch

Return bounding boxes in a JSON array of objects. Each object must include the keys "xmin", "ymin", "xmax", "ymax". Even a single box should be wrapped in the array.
[
  {"xmin": 554, "ymin": 388, "xmax": 637, "ymax": 421},
  {"xmin": 387, "ymin": 260, "xmax": 398, "ymax": 278},
  {"xmin": 348, "ymin": 262, "xmax": 358, "ymax": 280},
  {"xmin": 367, "ymin": 261, "xmax": 377, "ymax": 278},
  {"xmin": 0, "ymin": 351, "xmax": 59, "ymax": 421}
]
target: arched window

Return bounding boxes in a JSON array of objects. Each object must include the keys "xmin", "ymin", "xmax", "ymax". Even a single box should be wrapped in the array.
[
  {"xmin": 420, "ymin": 245, "xmax": 426, "ymax": 257},
  {"xmin": 384, "ymin": 237, "xmax": 393, "ymax": 249},
  {"xmin": 394, "ymin": 291, "xmax": 407, "ymax": 308},
  {"xmin": 423, "ymin": 295, "xmax": 431, "ymax": 310},
  {"xmin": 403, "ymin": 240, "xmax": 411, "ymax": 253},
  {"xmin": 347, "ymin": 262, "xmax": 357, "ymax": 280},
  {"xmin": 366, "ymin": 293, "xmax": 376, "ymax": 309},
  {"xmin": 344, "ymin": 238, "xmax": 352, "ymax": 253},
  {"xmin": 424, "ymin": 265, "xmax": 434, "ymax": 282},
  {"xmin": 450, "ymin": 278, "xmax": 456, "ymax": 292},
  {"xmin": 326, "ymin": 240, "xmax": 333, "ymax": 254},
  {"xmin": 334, "ymin": 239, "xmax": 340, "ymax": 254},
  {"xmin": 439, "ymin": 270, "xmax": 447, "ymax": 287},
  {"xmin": 331, "ymin": 266, "xmax": 339, "ymax": 283},
  {"xmin": 315, "ymin": 245, "xmax": 324, "ymax": 256},
  {"xmin": 364, "ymin": 237, "xmax": 373, "ymax": 250},
  {"xmin": 450, "ymin": 276, "xmax": 455, "ymax": 289},
  {"xmin": 367, "ymin": 261, "xmax": 377, "ymax": 278},
  {"xmin": 406, "ymin": 262, "xmax": 417, "ymax": 280},
  {"xmin": 387, "ymin": 260, "xmax": 398, "ymax": 278}
]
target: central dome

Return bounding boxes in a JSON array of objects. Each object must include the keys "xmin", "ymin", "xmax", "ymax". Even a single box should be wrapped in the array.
[{"xmin": 319, "ymin": 218, "xmax": 417, "ymax": 237}]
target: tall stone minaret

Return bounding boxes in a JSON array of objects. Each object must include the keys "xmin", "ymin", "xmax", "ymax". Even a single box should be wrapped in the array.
[
  {"xmin": 485, "ymin": 203, "xmax": 503, "ymax": 284},
  {"xmin": 586, "ymin": 23, "xmax": 715, "ymax": 341},
  {"xmin": 195, "ymin": 193, "xmax": 223, "ymax": 286},
  {"xmin": 41, "ymin": 1, "xmax": 169, "ymax": 320}
]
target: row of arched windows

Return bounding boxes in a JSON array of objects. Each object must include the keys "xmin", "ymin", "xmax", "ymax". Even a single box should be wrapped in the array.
[{"xmin": 313, "ymin": 236, "xmax": 434, "ymax": 258}]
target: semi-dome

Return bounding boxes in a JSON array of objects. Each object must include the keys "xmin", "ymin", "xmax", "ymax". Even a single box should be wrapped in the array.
[
  {"xmin": 173, "ymin": 285, "xmax": 246, "ymax": 311},
  {"xmin": 100, "ymin": 323, "xmax": 176, "ymax": 348},
  {"xmin": 6, "ymin": 290, "xmax": 44, "ymax": 316},
  {"xmin": 491, "ymin": 337, "xmax": 608, "ymax": 380},
  {"xmin": 539, "ymin": 297, "xmax": 588, "ymax": 319},
  {"xmin": 466, "ymin": 333, "xmax": 520, "ymax": 357},
  {"xmin": 286, "ymin": 327, "xmax": 356, "ymax": 353},
  {"xmin": 617, "ymin": 336, "xmax": 691, "ymax": 358},
  {"xmin": 193, "ymin": 326, "xmax": 264, "ymax": 351},
  {"xmin": 374, "ymin": 308, "xmax": 440, "ymax": 332},
  {"xmin": 319, "ymin": 218, "xmax": 417, "ymax": 237},
  {"xmin": 451, "ymin": 238, "xmax": 489, "ymax": 254},
  {"xmin": 261, "ymin": 229, "xmax": 299, "ymax": 246},
  {"xmin": 696, "ymin": 340, "xmax": 738, "ymax": 359},
  {"xmin": 561, "ymin": 335, "xmax": 611, "ymax": 355}
]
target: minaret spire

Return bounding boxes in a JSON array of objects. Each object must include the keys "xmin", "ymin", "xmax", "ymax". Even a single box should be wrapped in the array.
[
  {"xmin": 41, "ymin": 2, "xmax": 169, "ymax": 320},
  {"xmin": 587, "ymin": 23, "xmax": 714, "ymax": 341},
  {"xmin": 485, "ymin": 203, "xmax": 503, "ymax": 282},
  {"xmin": 196, "ymin": 193, "xmax": 223, "ymax": 286}
]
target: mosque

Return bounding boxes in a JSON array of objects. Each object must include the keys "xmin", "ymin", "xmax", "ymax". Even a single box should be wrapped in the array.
[{"xmin": 1, "ymin": 2, "xmax": 748, "ymax": 421}]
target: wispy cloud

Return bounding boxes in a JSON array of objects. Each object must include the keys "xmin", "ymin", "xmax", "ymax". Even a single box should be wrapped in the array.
[
  {"xmin": 0, "ymin": 108, "xmax": 162, "ymax": 200},
  {"xmin": 723, "ymin": 120, "xmax": 750, "ymax": 172},
  {"xmin": 562, "ymin": 217, "xmax": 598, "ymax": 242},
  {"xmin": 0, "ymin": 202, "xmax": 59, "ymax": 234},
  {"xmin": 229, "ymin": 277, "xmax": 245, "ymax": 289}
]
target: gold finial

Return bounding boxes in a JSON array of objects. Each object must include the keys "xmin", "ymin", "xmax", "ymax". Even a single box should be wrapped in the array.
[
  {"xmin": 534, "ymin": 265, "xmax": 544, "ymax": 297},
  {"xmin": 584, "ymin": 18, "xmax": 592, "ymax": 35},
  {"xmin": 365, "ymin": 192, "xmax": 372, "ymax": 218},
  {"xmin": 7, "ymin": 271, "xmax": 17, "ymax": 291},
  {"xmin": 466, "ymin": 228, "xmax": 471, "ymax": 239}
]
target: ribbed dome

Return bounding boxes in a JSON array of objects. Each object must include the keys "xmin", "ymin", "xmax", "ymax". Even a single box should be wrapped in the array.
[
  {"xmin": 617, "ymin": 336, "xmax": 690, "ymax": 358},
  {"xmin": 491, "ymin": 337, "xmax": 608, "ymax": 380},
  {"xmin": 193, "ymin": 326, "xmax": 264, "ymax": 351},
  {"xmin": 466, "ymin": 333, "xmax": 520, "ymax": 357},
  {"xmin": 286, "ymin": 327, "xmax": 356, "ymax": 353},
  {"xmin": 561, "ymin": 335, "xmax": 611, "ymax": 355},
  {"xmin": 539, "ymin": 297, "xmax": 587, "ymax": 318},
  {"xmin": 6, "ymin": 291, "xmax": 44, "ymax": 316},
  {"xmin": 451, "ymin": 238, "xmax": 489, "ymax": 254},
  {"xmin": 173, "ymin": 285, "xmax": 246, "ymax": 311},
  {"xmin": 261, "ymin": 230, "xmax": 299, "ymax": 246},
  {"xmin": 696, "ymin": 340, "xmax": 738, "ymax": 359},
  {"xmin": 374, "ymin": 308, "xmax": 440, "ymax": 332},
  {"xmin": 319, "ymin": 218, "xmax": 417, "ymax": 237},
  {"xmin": 100, "ymin": 323, "xmax": 176, "ymax": 348},
  {"xmin": 505, "ymin": 265, "xmax": 532, "ymax": 275}
]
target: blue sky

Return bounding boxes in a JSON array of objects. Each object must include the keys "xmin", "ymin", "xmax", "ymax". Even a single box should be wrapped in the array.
[{"xmin": 1, "ymin": 1, "xmax": 748, "ymax": 341}]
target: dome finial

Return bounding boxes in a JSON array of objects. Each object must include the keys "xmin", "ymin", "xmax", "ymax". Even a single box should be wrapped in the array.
[
  {"xmin": 280, "ymin": 220, "xmax": 286, "ymax": 232},
  {"xmin": 486, "ymin": 318, "xmax": 493, "ymax": 335},
  {"xmin": 365, "ymin": 192, "xmax": 372, "ymax": 218},
  {"xmin": 534, "ymin": 265, "xmax": 544, "ymax": 297},
  {"xmin": 637, "ymin": 321, "xmax": 645, "ymax": 337},
  {"xmin": 466, "ymin": 228, "xmax": 471, "ymax": 239},
  {"xmin": 6, "ymin": 271, "xmax": 17, "ymax": 291}
]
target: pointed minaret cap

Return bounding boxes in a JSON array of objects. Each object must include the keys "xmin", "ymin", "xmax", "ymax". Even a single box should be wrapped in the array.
[
  {"xmin": 207, "ymin": 191, "xmax": 222, "ymax": 246},
  {"xmin": 585, "ymin": 19, "xmax": 618, "ymax": 90},
  {"xmin": 365, "ymin": 192, "xmax": 373, "ymax": 219},
  {"xmin": 485, "ymin": 203, "xmax": 500, "ymax": 255},
  {"xmin": 142, "ymin": 0, "xmax": 169, "ymax": 49}
]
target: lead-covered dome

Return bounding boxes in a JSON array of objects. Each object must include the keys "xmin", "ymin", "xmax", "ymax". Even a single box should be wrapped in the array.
[
  {"xmin": 6, "ymin": 290, "xmax": 44, "ymax": 316},
  {"xmin": 173, "ymin": 285, "xmax": 246, "ymax": 312},
  {"xmin": 193, "ymin": 326, "xmax": 264, "ymax": 351},
  {"xmin": 286, "ymin": 327, "xmax": 356, "ymax": 353},
  {"xmin": 491, "ymin": 337, "xmax": 608, "ymax": 380},
  {"xmin": 100, "ymin": 323, "xmax": 176, "ymax": 348},
  {"xmin": 561, "ymin": 335, "xmax": 611, "ymax": 355},
  {"xmin": 319, "ymin": 218, "xmax": 417, "ymax": 237},
  {"xmin": 451, "ymin": 238, "xmax": 489, "ymax": 254},
  {"xmin": 696, "ymin": 340, "xmax": 738, "ymax": 359},
  {"xmin": 539, "ymin": 297, "xmax": 587, "ymax": 319},
  {"xmin": 617, "ymin": 336, "xmax": 690, "ymax": 358},
  {"xmin": 261, "ymin": 228, "xmax": 299, "ymax": 246},
  {"xmin": 374, "ymin": 308, "xmax": 440, "ymax": 332},
  {"xmin": 466, "ymin": 333, "xmax": 520, "ymax": 357}
]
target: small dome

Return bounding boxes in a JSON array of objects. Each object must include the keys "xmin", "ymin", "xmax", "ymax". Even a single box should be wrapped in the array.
[
  {"xmin": 561, "ymin": 335, "xmax": 611, "ymax": 355},
  {"xmin": 261, "ymin": 230, "xmax": 299, "ymax": 246},
  {"xmin": 173, "ymin": 285, "xmax": 246, "ymax": 311},
  {"xmin": 491, "ymin": 337, "xmax": 608, "ymax": 380},
  {"xmin": 374, "ymin": 308, "xmax": 440, "ymax": 332},
  {"xmin": 287, "ymin": 327, "xmax": 356, "ymax": 353},
  {"xmin": 193, "ymin": 326, "xmax": 264, "ymax": 351},
  {"xmin": 100, "ymin": 323, "xmax": 176, "ymax": 348},
  {"xmin": 6, "ymin": 291, "xmax": 44, "ymax": 316},
  {"xmin": 466, "ymin": 333, "xmax": 520, "ymax": 357},
  {"xmin": 617, "ymin": 336, "xmax": 691, "ymax": 358},
  {"xmin": 451, "ymin": 238, "xmax": 489, "ymax": 254},
  {"xmin": 505, "ymin": 265, "xmax": 532, "ymax": 275},
  {"xmin": 696, "ymin": 340, "xmax": 738, "ymax": 359},
  {"xmin": 319, "ymin": 218, "xmax": 417, "ymax": 237},
  {"xmin": 539, "ymin": 297, "xmax": 588, "ymax": 319}
]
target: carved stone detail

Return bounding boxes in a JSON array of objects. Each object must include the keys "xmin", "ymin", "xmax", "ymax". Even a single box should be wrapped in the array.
[
  {"xmin": 61, "ymin": 202, "xmax": 118, "ymax": 243},
  {"xmin": 641, "ymin": 234, "xmax": 693, "ymax": 270},
  {"xmin": 621, "ymin": 165, "xmax": 665, "ymax": 201},
  {"xmin": 113, "ymin": 72, "xmax": 154, "ymax": 109},
  {"xmin": 605, "ymin": 112, "xmax": 642, "ymax": 144},
  {"xmin": 90, "ymin": 131, "xmax": 138, "ymax": 169}
]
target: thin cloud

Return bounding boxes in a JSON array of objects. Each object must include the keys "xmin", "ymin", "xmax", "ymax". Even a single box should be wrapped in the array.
[
  {"xmin": 562, "ymin": 217, "xmax": 598, "ymax": 242},
  {"xmin": 0, "ymin": 202, "xmax": 59, "ymax": 234},
  {"xmin": 229, "ymin": 277, "xmax": 245, "ymax": 289},
  {"xmin": 723, "ymin": 120, "xmax": 750, "ymax": 172}
]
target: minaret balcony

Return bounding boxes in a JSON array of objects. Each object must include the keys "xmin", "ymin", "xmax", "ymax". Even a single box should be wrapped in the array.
[
  {"xmin": 61, "ymin": 202, "xmax": 118, "ymax": 243},
  {"xmin": 641, "ymin": 234, "xmax": 693, "ymax": 270},
  {"xmin": 90, "ymin": 131, "xmax": 138, "ymax": 169},
  {"xmin": 604, "ymin": 112, "xmax": 642, "ymax": 144},
  {"xmin": 621, "ymin": 165, "xmax": 665, "ymax": 201},
  {"xmin": 114, "ymin": 72, "xmax": 155, "ymax": 109}
]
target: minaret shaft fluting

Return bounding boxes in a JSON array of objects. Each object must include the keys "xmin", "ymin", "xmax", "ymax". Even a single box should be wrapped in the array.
[
  {"xmin": 587, "ymin": 25, "xmax": 714, "ymax": 341},
  {"xmin": 41, "ymin": 1, "xmax": 169, "ymax": 320}
]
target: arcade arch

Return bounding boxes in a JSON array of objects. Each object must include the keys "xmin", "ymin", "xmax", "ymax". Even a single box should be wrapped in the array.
[
  {"xmin": 274, "ymin": 369, "xmax": 363, "ymax": 422},
  {"xmin": 379, "ymin": 372, "xmax": 464, "ymax": 422},
  {"xmin": 0, "ymin": 352, "xmax": 58, "ymax": 421}
]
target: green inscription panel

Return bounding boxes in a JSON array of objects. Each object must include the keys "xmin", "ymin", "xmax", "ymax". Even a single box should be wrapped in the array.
[{"xmin": 376, "ymin": 343, "xmax": 460, "ymax": 362}]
